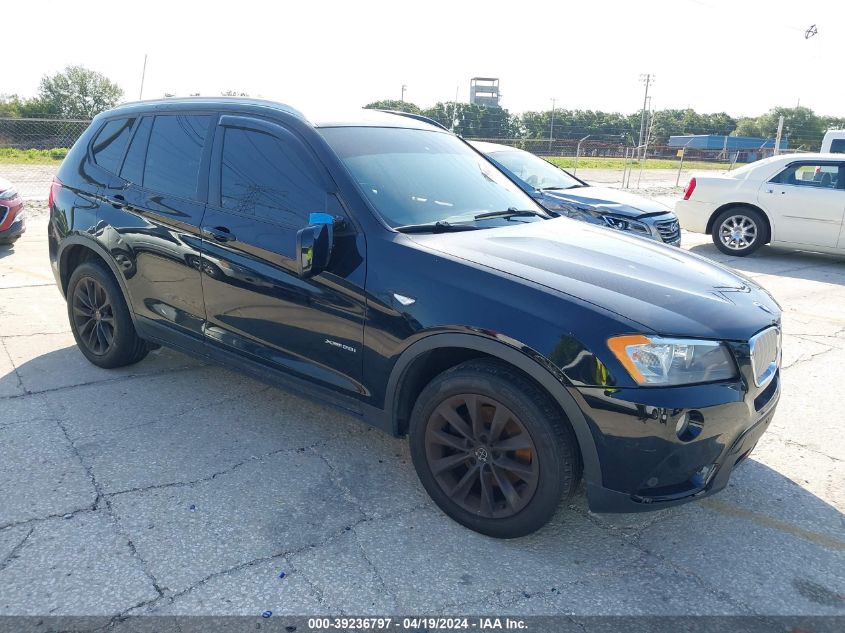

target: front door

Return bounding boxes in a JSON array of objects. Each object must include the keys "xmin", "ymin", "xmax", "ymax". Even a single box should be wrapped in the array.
[
  {"xmin": 760, "ymin": 160, "xmax": 845, "ymax": 248},
  {"xmin": 200, "ymin": 115, "xmax": 367, "ymax": 406}
]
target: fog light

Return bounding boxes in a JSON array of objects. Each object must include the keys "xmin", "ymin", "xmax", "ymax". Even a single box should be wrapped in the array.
[
  {"xmin": 676, "ymin": 410, "xmax": 704, "ymax": 442},
  {"xmin": 675, "ymin": 413, "xmax": 689, "ymax": 437}
]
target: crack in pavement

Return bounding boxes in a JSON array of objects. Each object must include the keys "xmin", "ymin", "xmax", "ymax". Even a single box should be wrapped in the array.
[
  {"xmin": 104, "ymin": 438, "xmax": 331, "ymax": 499},
  {"xmin": 564, "ymin": 503, "xmax": 758, "ymax": 615},
  {"xmin": 0, "ymin": 361, "xmax": 209, "ymax": 401},
  {"xmin": 0, "ymin": 526, "xmax": 34, "ymax": 573},
  {"xmin": 69, "ymin": 383, "xmax": 273, "ymax": 443},
  {"xmin": 116, "ymin": 501, "xmax": 427, "ymax": 620},
  {"xmin": 0, "ymin": 337, "xmax": 25, "ymax": 394},
  {"xmin": 53, "ymin": 415, "xmax": 166, "ymax": 602},
  {"xmin": 765, "ymin": 430, "xmax": 844, "ymax": 464},
  {"xmin": 781, "ymin": 343, "xmax": 836, "ymax": 370}
]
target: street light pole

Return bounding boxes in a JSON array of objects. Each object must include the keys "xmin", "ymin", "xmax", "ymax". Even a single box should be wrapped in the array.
[
  {"xmin": 401, "ymin": 84, "xmax": 407, "ymax": 102},
  {"xmin": 139, "ymin": 54, "xmax": 148, "ymax": 100},
  {"xmin": 637, "ymin": 74, "xmax": 654, "ymax": 159},
  {"xmin": 548, "ymin": 98, "xmax": 556, "ymax": 153}
]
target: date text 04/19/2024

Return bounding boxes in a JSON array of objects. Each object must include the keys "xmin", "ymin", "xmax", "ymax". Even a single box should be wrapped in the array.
[{"xmin": 306, "ymin": 617, "xmax": 528, "ymax": 630}]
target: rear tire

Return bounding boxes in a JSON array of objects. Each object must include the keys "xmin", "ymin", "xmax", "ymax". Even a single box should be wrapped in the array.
[
  {"xmin": 409, "ymin": 359, "xmax": 581, "ymax": 538},
  {"xmin": 67, "ymin": 260, "xmax": 149, "ymax": 368},
  {"xmin": 711, "ymin": 207, "xmax": 767, "ymax": 256}
]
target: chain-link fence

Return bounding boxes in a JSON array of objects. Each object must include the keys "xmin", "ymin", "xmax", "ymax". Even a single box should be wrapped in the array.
[{"xmin": 0, "ymin": 117, "xmax": 91, "ymax": 150}]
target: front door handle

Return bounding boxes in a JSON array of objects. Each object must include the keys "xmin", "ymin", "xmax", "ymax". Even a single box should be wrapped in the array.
[
  {"xmin": 202, "ymin": 226, "xmax": 236, "ymax": 242},
  {"xmin": 108, "ymin": 194, "xmax": 125, "ymax": 208}
]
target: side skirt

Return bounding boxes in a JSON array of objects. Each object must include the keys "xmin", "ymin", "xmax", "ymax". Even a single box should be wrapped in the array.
[{"xmin": 134, "ymin": 315, "xmax": 392, "ymax": 434}]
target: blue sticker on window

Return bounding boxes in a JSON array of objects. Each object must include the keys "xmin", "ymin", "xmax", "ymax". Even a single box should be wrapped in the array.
[{"xmin": 309, "ymin": 212, "xmax": 334, "ymax": 225}]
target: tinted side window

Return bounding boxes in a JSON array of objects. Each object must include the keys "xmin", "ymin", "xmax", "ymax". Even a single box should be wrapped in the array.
[
  {"xmin": 773, "ymin": 163, "xmax": 840, "ymax": 189},
  {"xmin": 120, "ymin": 117, "xmax": 153, "ymax": 185},
  {"xmin": 91, "ymin": 118, "xmax": 135, "ymax": 173},
  {"xmin": 143, "ymin": 115, "xmax": 211, "ymax": 199},
  {"xmin": 220, "ymin": 127, "xmax": 326, "ymax": 226}
]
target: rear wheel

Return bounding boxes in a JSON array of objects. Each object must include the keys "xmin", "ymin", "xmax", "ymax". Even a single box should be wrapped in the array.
[
  {"xmin": 67, "ymin": 260, "xmax": 149, "ymax": 368},
  {"xmin": 409, "ymin": 359, "xmax": 580, "ymax": 538},
  {"xmin": 711, "ymin": 207, "xmax": 767, "ymax": 256}
]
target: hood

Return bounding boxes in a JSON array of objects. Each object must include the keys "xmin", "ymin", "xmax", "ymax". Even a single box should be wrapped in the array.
[
  {"xmin": 540, "ymin": 186, "xmax": 670, "ymax": 218},
  {"xmin": 408, "ymin": 217, "xmax": 780, "ymax": 341},
  {"xmin": 0, "ymin": 176, "xmax": 13, "ymax": 193}
]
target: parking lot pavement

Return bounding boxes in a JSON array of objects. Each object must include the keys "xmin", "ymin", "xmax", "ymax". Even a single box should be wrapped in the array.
[{"xmin": 1, "ymin": 210, "xmax": 843, "ymax": 619}]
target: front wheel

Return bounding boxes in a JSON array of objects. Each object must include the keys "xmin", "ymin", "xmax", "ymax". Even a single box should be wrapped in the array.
[
  {"xmin": 711, "ymin": 207, "xmax": 767, "ymax": 256},
  {"xmin": 67, "ymin": 260, "xmax": 149, "ymax": 368},
  {"xmin": 409, "ymin": 359, "xmax": 581, "ymax": 538}
]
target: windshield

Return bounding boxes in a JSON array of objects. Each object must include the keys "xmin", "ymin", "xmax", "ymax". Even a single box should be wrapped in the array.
[
  {"xmin": 319, "ymin": 127, "xmax": 545, "ymax": 228},
  {"xmin": 488, "ymin": 149, "xmax": 582, "ymax": 190}
]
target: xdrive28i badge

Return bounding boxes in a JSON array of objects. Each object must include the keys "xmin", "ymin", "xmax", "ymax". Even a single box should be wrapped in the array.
[{"xmin": 325, "ymin": 339, "xmax": 357, "ymax": 353}]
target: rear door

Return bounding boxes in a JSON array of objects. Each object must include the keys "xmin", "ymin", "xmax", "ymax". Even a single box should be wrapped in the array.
[
  {"xmin": 759, "ymin": 160, "xmax": 845, "ymax": 247},
  {"xmin": 98, "ymin": 112, "xmax": 214, "ymax": 342},
  {"xmin": 200, "ymin": 115, "xmax": 367, "ymax": 406}
]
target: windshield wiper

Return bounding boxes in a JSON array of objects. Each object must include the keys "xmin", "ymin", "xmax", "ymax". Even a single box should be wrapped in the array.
[
  {"xmin": 394, "ymin": 221, "xmax": 480, "ymax": 234},
  {"xmin": 473, "ymin": 208, "xmax": 548, "ymax": 220},
  {"xmin": 540, "ymin": 185, "xmax": 584, "ymax": 191}
]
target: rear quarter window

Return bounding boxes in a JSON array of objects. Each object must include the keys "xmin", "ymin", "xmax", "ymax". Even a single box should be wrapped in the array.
[
  {"xmin": 91, "ymin": 118, "xmax": 135, "ymax": 173},
  {"xmin": 143, "ymin": 114, "xmax": 212, "ymax": 200}
]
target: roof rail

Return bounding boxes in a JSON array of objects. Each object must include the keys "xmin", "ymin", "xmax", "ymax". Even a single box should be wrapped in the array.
[{"xmin": 374, "ymin": 109, "xmax": 451, "ymax": 132}]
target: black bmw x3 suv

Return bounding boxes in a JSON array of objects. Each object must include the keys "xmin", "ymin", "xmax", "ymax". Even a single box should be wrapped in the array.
[{"xmin": 49, "ymin": 98, "xmax": 782, "ymax": 537}]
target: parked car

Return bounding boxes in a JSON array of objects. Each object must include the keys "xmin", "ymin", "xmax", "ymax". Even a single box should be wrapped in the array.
[
  {"xmin": 49, "ymin": 99, "xmax": 781, "ymax": 537},
  {"xmin": 675, "ymin": 153, "xmax": 845, "ymax": 256},
  {"xmin": 821, "ymin": 130, "xmax": 845, "ymax": 154},
  {"xmin": 0, "ymin": 176, "xmax": 25, "ymax": 244},
  {"xmin": 470, "ymin": 141, "xmax": 681, "ymax": 246}
]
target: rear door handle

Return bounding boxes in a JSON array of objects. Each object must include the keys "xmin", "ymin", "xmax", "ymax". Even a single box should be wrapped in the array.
[{"xmin": 202, "ymin": 226, "xmax": 236, "ymax": 242}]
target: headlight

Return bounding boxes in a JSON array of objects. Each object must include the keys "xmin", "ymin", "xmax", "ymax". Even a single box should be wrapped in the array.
[
  {"xmin": 607, "ymin": 335, "xmax": 737, "ymax": 385},
  {"xmin": 552, "ymin": 203, "xmax": 650, "ymax": 235},
  {"xmin": 0, "ymin": 187, "xmax": 18, "ymax": 201},
  {"xmin": 601, "ymin": 215, "xmax": 650, "ymax": 235}
]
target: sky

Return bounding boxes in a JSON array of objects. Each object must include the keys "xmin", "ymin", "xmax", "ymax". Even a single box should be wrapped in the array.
[{"xmin": 4, "ymin": 0, "xmax": 843, "ymax": 118}]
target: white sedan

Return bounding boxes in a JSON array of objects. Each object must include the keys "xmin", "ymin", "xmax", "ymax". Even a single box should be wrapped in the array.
[{"xmin": 674, "ymin": 153, "xmax": 845, "ymax": 256}]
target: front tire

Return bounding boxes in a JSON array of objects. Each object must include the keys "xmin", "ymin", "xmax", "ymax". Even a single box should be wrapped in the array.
[
  {"xmin": 409, "ymin": 359, "xmax": 581, "ymax": 538},
  {"xmin": 711, "ymin": 207, "xmax": 767, "ymax": 256},
  {"xmin": 67, "ymin": 260, "xmax": 149, "ymax": 368}
]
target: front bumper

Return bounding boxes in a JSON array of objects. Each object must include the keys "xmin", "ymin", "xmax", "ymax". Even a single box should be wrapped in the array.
[
  {"xmin": 0, "ymin": 205, "xmax": 25, "ymax": 241},
  {"xmin": 575, "ymin": 358, "xmax": 780, "ymax": 514}
]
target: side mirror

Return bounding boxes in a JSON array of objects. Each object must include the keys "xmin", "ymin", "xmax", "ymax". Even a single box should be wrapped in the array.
[{"xmin": 295, "ymin": 223, "xmax": 333, "ymax": 278}]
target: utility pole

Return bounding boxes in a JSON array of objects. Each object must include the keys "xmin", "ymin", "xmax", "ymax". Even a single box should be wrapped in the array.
[
  {"xmin": 774, "ymin": 115, "xmax": 785, "ymax": 155},
  {"xmin": 637, "ymin": 74, "xmax": 654, "ymax": 159},
  {"xmin": 548, "ymin": 98, "xmax": 556, "ymax": 153},
  {"xmin": 401, "ymin": 84, "xmax": 407, "ymax": 102},
  {"xmin": 139, "ymin": 54, "xmax": 148, "ymax": 100}
]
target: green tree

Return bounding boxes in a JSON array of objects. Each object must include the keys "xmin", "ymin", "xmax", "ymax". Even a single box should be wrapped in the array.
[
  {"xmin": 35, "ymin": 66, "xmax": 123, "ymax": 119},
  {"xmin": 364, "ymin": 99, "xmax": 421, "ymax": 114},
  {"xmin": 419, "ymin": 102, "xmax": 517, "ymax": 138},
  {"xmin": 0, "ymin": 94, "xmax": 24, "ymax": 118}
]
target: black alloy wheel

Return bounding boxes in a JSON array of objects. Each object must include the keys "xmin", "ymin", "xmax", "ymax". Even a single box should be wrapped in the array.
[
  {"xmin": 409, "ymin": 359, "xmax": 581, "ymax": 538},
  {"xmin": 66, "ymin": 260, "xmax": 149, "ymax": 368},
  {"xmin": 424, "ymin": 393, "xmax": 539, "ymax": 519},
  {"xmin": 72, "ymin": 276, "xmax": 115, "ymax": 356}
]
